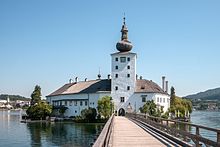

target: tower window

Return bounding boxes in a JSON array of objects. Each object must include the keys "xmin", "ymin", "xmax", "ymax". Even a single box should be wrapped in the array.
[
  {"xmin": 85, "ymin": 101, "xmax": 88, "ymax": 106},
  {"xmin": 142, "ymin": 97, "xmax": 146, "ymax": 102},
  {"xmin": 115, "ymin": 74, "xmax": 118, "ymax": 78},
  {"xmin": 120, "ymin": 97, "xmax": 125, "ymax": 102},
  {"xmin": 127, "ymin": 57, "xmax": 130, "ymax": 61},
  {"xmin": 127, "ymin": 74, "xmax": 130, "ymax": 78},
  {"xmin": 115, "ymin": 66, "xmax": 118, "ymax": 70},
  {"xmin": 127, "ymin": 86, "xmax": 130, "ymax": 90},
  {"xmin": 115, "ymin": 57, "xmax": 118, "ymax": 61},
  {"xmin": 127, "ymin": 65, "xmax": 130, "ymax": 69},
  {"xmin": 120, "ymin": 57, "xmax": 126, "ymax": 62},
  {"xmin": 80, "ymin": 101, "xmax": 83, "ymax": 106},
  {"xmin": 115, "ymin": 86, "xmax": 118, "ymax": 90}
]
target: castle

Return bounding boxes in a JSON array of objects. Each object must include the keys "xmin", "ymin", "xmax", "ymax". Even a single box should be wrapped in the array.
[{"xmin": 46, "ymin": 17, "xmax": 170, "ymax": 116}]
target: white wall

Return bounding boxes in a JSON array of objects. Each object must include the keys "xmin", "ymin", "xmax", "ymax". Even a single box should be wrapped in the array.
[
  {"xmin": 46, "ymin": 92, "xmax": 111, "ymax": 117},
  {"xmin": 114, "ymin": 92, "xmax": 170, "ymax": 113},
  {"xmin": 111, "ymin": 52, "xmax": 137, "ymax": 111}
]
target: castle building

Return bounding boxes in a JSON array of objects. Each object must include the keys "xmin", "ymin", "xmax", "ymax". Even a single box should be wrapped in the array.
[{"xmin": 46, "ymin": 18, "xmax": 170, "ymax": 116}]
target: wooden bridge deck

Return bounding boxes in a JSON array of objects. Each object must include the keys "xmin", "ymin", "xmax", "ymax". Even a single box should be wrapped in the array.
[{"xmin": 109, "ymin": 116, "xmax": 166, "ymax": 147}]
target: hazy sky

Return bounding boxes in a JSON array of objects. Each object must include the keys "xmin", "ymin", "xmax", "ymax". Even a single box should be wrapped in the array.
[{"xmin": 0, "ymin": 0, "xmax": 220, "ymax": 98}]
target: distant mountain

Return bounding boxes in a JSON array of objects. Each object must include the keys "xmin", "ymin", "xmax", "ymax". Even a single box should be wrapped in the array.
[
  {"xmin": 0, "ymin": 94, "xmax": 30, "ymax": 101},
  {"xmin": 185, "ymin": 87, "xmax": 220, "ymax": 100}
]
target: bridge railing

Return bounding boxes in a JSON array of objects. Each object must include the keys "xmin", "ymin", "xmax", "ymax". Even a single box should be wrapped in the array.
[
  {"xmin": 93, "ymin": 114, "xmax": 114, "ymax": 147},
  {"xmin": 126, "ymin": 113, "xmax": 220, "ymax": 147}
]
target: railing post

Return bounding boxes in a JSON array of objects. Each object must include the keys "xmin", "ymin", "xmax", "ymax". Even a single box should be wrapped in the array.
[
  {"xmin": 217, "ymin": 132, "xmax": 220, "ymax": 144},
  {"xmin": 196, "ymin": 126, "xmax": 200, "ymax": 147}
]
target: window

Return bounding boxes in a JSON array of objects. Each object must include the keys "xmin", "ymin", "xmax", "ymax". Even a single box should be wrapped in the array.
[
  {"xmin": 127, "ymin": 65, "xmax": 130, "ymax": 69},
  {"xmin": 127, "ymin": 74, "xmax": 130, "ymax": 78},
  {"xmin": 115, "ymin": 86, "xmax": 118, "ymax": 90},
  {"xmin": 59, "ymin": 101, "xmax": 62, "ymax": 106},
  {"xmin": 69, "ymin": 101, "xmax": 73, "ymax": 106},
  {"xmin": 142, "ymin": 97, "xmax": 146, "ymax": 102},
  {"xmin": 74, "ymin": 101, "xmax": 77, "ymax": 106},
  {"xmin": 115, "ymin": 57, "xmax": 118, "ymax": 61},
  {"xmin": 120, "ymin": 57, "xmax": 126, "ymax": 62},
  {"xmin": 80, "ymin": 101, "xmax": 83, "ymax": 106},
  {"xmin": 160, "ymin": 98, "xmax": 162, "ymax": 103},
  {"xmin": 85, "ymin": 101, "xmax": 88, "ymax": 106},
  {"xmin": 120, "ymin": 97, "xmax": 125, "ymax": 102},
  {"xmin": 75, "ymin": 110, "xmax": 77, "ymax": 113},
  {"xmin": 115, "ymin": 74, "xmax": 118, "ymax": 78},
  {"xmin": 127, "ymin": 57, "xmax": 130, "ymax": 61},
  {"xmin": 127, "ymin": 86, "xmax": 130, "ymax": 90},
  {"xmin": 115, "ymin": 66, "xmax": 118, "ymax": 70},
  {"xmin": 163, "ymin": 98, "xmax": 165, "ymax": 103},
  {"xmin": 65, "ymin": 101, "xmax": 67, "ymax": 106},
  {"xmin": 157, "ymin": 97, "xmax": 159, "ymax": 102}
]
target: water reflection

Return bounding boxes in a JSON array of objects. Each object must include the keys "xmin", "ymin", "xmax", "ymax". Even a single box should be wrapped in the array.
[
  {"xmin": 27, "ymin": 122, "xmax": 103, "ymax": 147},
  {"xmin": 0, "ymin": 110, "xmax": 104, "ymax": 147}
]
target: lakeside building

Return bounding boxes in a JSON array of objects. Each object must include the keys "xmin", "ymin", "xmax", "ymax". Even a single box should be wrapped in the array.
[{"xmin": 46, "ymin": 18, "xmax": 170, "ymax": 117}]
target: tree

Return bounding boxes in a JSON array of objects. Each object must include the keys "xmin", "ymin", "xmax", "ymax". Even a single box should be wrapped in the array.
[
  {"xmin": 31, "ymin": 85, "xmax": 42, "ymax": 105},
  {"xmin": 170, "ymin": 86, "xmax": 176, "ymax": 107},
  {"xmin": 139, "ymin": 100, "xmax": 157, "ymax": 116},
  {"xmin": 26, "ymin": 85, "xmax": 52, "ymax": 120},
  {"xmin": 81, "ymin": 107, "xmax": 97, "ymax": 122},
  {"xmin": 97, "ymin": 96, "xmax": 112, "ymax": 119},
  {"xmin": 26, "ymin": 101, "xmax": 52, "ymax": 120}
]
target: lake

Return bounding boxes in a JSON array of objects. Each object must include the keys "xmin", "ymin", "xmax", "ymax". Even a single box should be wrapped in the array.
[
  {"xmin": 0, "ymin": 110, "xmax": 219, "ymax": 147},
  {"xmin": 190, "ymin": 110, "xmax": 220, "ymax": 142},
  {"xmin": 0, "ymin": 110, "xmax": 103, "ymax": 147}
]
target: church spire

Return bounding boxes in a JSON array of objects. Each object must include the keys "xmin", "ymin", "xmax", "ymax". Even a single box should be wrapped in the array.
[
  {"xmin": 121, "ymin": 16, "xmax": 128, "ymax": 41},
  {"xmin": 116, "ymin": 15, "xmax": 133, "ymax": 52}
]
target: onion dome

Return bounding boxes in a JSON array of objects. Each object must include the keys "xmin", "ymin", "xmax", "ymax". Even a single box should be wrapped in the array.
[{"xmin": 116, "ymin": 17, "xmax": 133, "ymax": 52}]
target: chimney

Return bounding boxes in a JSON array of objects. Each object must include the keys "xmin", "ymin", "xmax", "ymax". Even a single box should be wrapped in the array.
[
  {"xmin": 85, "ymin": 78, "xmax": 87, "ymax": 82},
  {"xmin": 69, "ymin": 79, "xmax": 73, "ymax": 83},
  {"xmin": 98, "ymin": 74, "xmax": 101, "ymax": 79},
  {"xmin": 75, "ymin": 77, "xmax": 78, "ymax": 83},
  {"xmin": 140, "ymin": 76, "xmax": 143, "ymax": 80},
  {"xmin": 165, "ymin": 81, "xmax": 168, "ymax": 93},
  {"xmin": 107, "ymin": 74, "xmax": 110, "ymax": 80},
  {"xmin": 162, "ymin": 76, "xmax": 165, "ymax": 91}
]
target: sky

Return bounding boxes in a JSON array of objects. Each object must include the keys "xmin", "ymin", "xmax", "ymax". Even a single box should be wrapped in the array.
[{"xmin": 0, "ymin": 0, "xmax": 220, "ymax": 98}]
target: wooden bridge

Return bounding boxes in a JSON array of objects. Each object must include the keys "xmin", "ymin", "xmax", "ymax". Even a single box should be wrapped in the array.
[{"xmin": 93, "ymin": 113, "xmax": 220, "ymax": 147}]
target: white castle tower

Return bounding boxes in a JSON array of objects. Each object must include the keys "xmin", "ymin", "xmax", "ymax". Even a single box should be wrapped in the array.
[{"xmin": 111, "ymin": 17, "xmax": 137, "ymax": 115}]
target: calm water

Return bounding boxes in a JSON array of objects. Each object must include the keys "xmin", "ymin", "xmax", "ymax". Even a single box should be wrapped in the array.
[
  {"xmin": 0, "ymin": 110, "xmax": 103, "ymax": 147},
  {"xmin": 190, "ymin": 110, "xmax": 220, "ymax": 142}
]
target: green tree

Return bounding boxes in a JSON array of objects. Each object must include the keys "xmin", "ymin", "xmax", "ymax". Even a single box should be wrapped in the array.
[
  {"xmin": 31, "ymin": 85, "xmax": 42, "ymax": 105},
  {"xmin": 139, "ymin": 100, "xmax": 157, "ymax": 116},
  {"xmin": 97, "ymin": 96, "xmax": 112, "ymax": 119},
  {"xmin": 81, "ymin": 107, "xmax": 97, "ymax": 122},
  {"xmin": 26, "ymin": 101, "xmax": 52, "ymax": 120},
  {"xmin": 170, "ymin": 86, "xmax": 175, "ymax": 106}
]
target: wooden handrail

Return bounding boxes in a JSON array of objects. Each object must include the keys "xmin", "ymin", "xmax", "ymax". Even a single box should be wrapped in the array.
[
  {"xmin": 127, "ymin": 113, "xmax": 220, "ymax": 147},
  {"xmin": 93, "ymin": 114, "xmax": 114, "ymax": 147}
]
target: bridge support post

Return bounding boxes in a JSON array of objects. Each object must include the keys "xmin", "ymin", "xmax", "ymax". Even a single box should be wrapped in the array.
[
  {"xmin": 217, "ymin": 132, "xmax": 220, "ymax": 144},
  {"xmin": 196, "ymin": 127, "xmax": 200, "ymax": 147}
]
